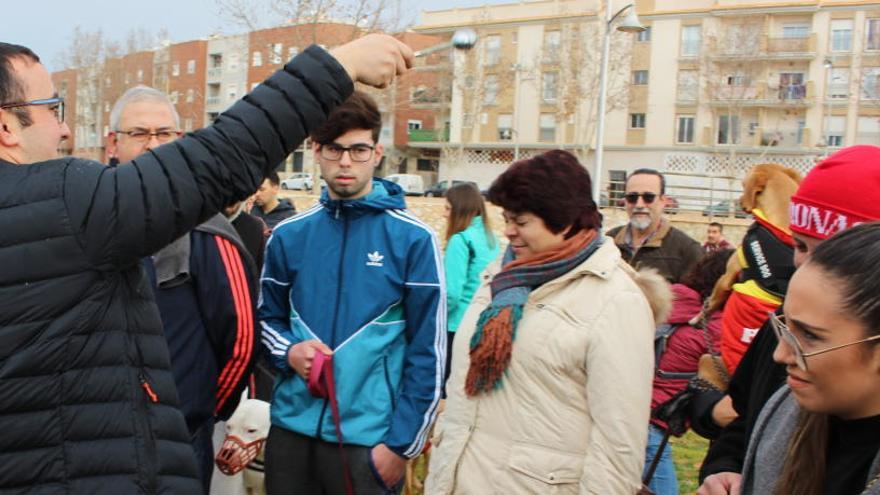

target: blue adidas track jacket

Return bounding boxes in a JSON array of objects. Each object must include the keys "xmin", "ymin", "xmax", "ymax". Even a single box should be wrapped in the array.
[{"xmin": 259, "ymin": 178, "xmax": 446, "ymax": 458}]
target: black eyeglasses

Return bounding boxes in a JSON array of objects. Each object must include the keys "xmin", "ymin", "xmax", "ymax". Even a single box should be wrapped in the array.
[
  {"xmin": 319, "ymin": 143, "xmax": 375, "ymax": 162},
  {"xmin": 0, "ymin": 97, "xmax": 64, "ymax": 123},
  {"xmin": 624, "ymin": 192, "xmax": 658, "ymax": 204}
]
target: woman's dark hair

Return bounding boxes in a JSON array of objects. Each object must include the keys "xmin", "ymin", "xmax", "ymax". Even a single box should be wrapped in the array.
[
  {"xmin": 680, "ymin": 248, "xmax": 734, "ymax": 300},
  {"xmin": 487, "ymin": 150, "xmax": 601, "ymax": 239},
  {"xmin": 310, "ymin": 90, "xmax": 381, "ymax": 144},
  {"xmin": 774, "ymin": 222, "xmax": 880, "ymax": 495},
  {"xmin": 445, "ymin": 183, "xmax": 494, "ymax": 247}
]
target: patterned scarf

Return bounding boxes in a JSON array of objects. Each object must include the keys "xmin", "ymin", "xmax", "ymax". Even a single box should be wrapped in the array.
[{"xmin": 465, "ymin": 229, "xmax": 603, "ymax": 396}]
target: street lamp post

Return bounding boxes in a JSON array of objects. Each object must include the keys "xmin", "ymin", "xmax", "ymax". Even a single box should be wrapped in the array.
[
  {"xmin": 823, "ymin": 58, "xmax": 833, "ymax": 157},
  {"xmin": 592, "ymin": 2, "xmax": 646, "ymax": 201}
]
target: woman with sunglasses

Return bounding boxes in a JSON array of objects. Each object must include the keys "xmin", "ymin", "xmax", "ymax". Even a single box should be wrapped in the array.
[
  {"xmin": 740, "ymin": 222, "xmax": 880, "ymax": 495},
  {"xmin": 426, "ymin": 150, "xmax": 670, "ymax": 494}
]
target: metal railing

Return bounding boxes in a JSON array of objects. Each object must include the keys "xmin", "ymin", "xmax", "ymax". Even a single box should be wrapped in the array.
[{"xmin": 605, "ymin": 171, "xmax": 748, "ymax": 219}]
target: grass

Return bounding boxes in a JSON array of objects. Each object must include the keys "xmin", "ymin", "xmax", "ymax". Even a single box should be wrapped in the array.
[{"xmin": 671, "ymin": 430, "xmax": 710, "ymax": 494}]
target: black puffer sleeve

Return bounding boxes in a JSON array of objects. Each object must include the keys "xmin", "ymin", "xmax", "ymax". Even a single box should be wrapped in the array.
[{"xmin": 64, "ymin": 46, "xmax": 352, "ymax": 269}]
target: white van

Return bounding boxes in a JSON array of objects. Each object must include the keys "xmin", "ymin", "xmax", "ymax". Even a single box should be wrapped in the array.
[{"xmin": 385, "ymin": 174, "xmax": 425, "ymax": 196}]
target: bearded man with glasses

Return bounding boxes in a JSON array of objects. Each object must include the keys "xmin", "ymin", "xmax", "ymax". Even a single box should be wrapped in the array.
[{"xmin": 608, "ymin": 168, "xmax": 703, "ymax": 283}]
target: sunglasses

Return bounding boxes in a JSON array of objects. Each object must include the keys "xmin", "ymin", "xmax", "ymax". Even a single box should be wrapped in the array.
[{"xmin": 624, "ymin": 192, "xmax": 658, "ymax": 204}]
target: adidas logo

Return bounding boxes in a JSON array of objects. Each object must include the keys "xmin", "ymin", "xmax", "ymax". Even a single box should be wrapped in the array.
[{"xmin": 366, "ymin": 251, "xmax": 384, "ymax": 267}]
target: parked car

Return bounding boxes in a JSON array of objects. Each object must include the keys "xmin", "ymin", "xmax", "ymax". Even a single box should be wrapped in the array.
[
  {"xmin": 702, "ymin": 200, "xmax": 749, "ymax": 218},
  {"xmin": 281, "ymin": 173, "xmax": 313, "ymax": 190},
  {"xmin": 664, "ymin": 196, "xmax": 680, "ymax": 215},
  {"xmin": 385, "ymin": 174, "xmax": 425, "ymax": 196},
  {"xmin": 424, "ymin": 179, "xmax": 478, "ymax": 197}
]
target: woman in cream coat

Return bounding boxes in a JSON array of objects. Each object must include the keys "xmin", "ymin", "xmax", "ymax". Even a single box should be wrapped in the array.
[{"xmin": 426, "ymin": 151, "xmax": 669, "ymax": 495}]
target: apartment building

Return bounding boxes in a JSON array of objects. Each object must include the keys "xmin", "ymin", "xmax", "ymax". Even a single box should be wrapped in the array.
[
  {"xmin": 53, "ymin": 22, "xmax": 442, "ymax": 175},
  {"xmin": 413, "ymin": 0, "xmax": 880, "ymax": 198}
]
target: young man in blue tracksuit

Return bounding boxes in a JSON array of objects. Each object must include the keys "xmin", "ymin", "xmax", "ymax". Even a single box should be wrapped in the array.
[{"xmin": 260, "ymin": 91, "xmax": 445, "ymax": 494}]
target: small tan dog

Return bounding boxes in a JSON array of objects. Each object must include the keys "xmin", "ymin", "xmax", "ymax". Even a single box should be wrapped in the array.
[
  {"xmin": 691, "ymin": 163, "xmax": 801, "ymax": 326},
  {"xmin": 215, "ymin": 399, "xmax": 271, "ymax": 495}
]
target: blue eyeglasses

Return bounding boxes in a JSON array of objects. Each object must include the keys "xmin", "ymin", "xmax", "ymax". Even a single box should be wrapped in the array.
[{"xmin": 0, "ymin": 97, "xmax": 65, "ymax": 123}]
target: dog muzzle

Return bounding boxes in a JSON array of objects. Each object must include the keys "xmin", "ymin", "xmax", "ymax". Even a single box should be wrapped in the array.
[{"xmin": 215, "ymin": 435, "xmax": 266, "ymax": 475}]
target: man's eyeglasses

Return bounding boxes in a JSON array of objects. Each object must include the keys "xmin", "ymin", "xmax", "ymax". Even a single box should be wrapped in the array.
[
  {"xmin": 319, "ymin": 143, "xmax": 375, "ymax": 163},
  {"xmin": 624, "ymin": 192, "xmax": 658, "ymax": 205},
  {"xmin": 768, "ymin": 311, "xmax": 880, "ymax": 372},
  {"xmin": 0, "ymin": 97, "xmax": 64, "ymax": 123},
  {"xmin": 115, "ymin": 129, "xmax": 183, "ymax": 144}
]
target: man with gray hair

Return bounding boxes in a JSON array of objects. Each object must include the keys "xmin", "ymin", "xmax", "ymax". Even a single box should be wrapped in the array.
[
  {"xmin": 106, "ymin": 85, "xmax": 258, "ymax": 491},
  {"xmin": 0, "ymin": 35, "xmax": 412, "ymax": 493}
]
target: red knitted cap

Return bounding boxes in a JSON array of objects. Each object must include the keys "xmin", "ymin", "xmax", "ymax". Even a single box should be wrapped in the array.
[{"xmin": 789, "ymin": 145, "xmax": 880, "ymax": 240}]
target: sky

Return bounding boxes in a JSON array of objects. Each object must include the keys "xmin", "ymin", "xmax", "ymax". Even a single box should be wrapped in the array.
[{"xmin": 6, "ymin": 0, "xmax": 507, "ymax": 72}]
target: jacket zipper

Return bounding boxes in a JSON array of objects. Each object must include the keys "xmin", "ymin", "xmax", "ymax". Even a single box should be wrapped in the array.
[
  {"xmin": 128, "ymin": 326, "xmax": 159, "ymax": 493},
  {"xmin": 316, "ymin": 206, "xmax": 349, "ymax": 439}
]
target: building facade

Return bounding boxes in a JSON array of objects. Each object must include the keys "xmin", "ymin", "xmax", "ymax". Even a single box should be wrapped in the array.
[{"xmin": 414, "ymin": 0, "xmax": 880, "ymax": 207}]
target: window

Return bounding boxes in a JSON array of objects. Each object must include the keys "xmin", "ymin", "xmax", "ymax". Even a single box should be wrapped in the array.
[
  {"xmin": 271, "ymin": 43, "xmax": 283, "ymax": 64},
  {"xmin": 677, "ymin": 115, "xmax": 695, "ymax": 143},
  {"xmin": 726, "ymin": 72, "xmax": 749, "ymax": 86},
  {"xmin": 137, "ymin": 69, "xmax": 144, "ymax": 82},
  {"xmin": 252, "ymin": 51, "xmax": 262, "ymax": 67},
  {"xmin": 868, "ymin": 19, "xmax": 880, "ymax": 51},
  {"xmin": 411, "ymin": 86, "xmax": 437, "ymax": 104},
  {"xmin": 681, "ymin": 25, "xmax": 701, "ymax": 57},
  {"xmin": 781, "ymin": 24, "xmax": 810, "ymax": 39},
  {"xmin": 830, "ymin": 19, "xmax": 853, "ymax": 52},
  {"xmin": 104, "ymin": 102, "xmax": 110, "ymax": 113},
  {"xmin": 632, "ymin": 70, "xmax": 649, "ymax": 85},
  {"xmin": 497, "ymin": 114, "xmax": 513, "ymax": 140},
  {"xmin": 637, "ymin": 26, "xmax": 651, "ymax": 42},
  {"xmin": 543, "ymin": 30, "xmax": 561, "ymax": 63},
  {"xmin": 170, "ymin": 91, "xmax": 179, "ymax": 104},
  {"xmin": 227, "ymin": 83, "xmax": 238, "ymax": 100},
  {"xmin": 124, "ymin": 73, "xmax": 130, "ymax": 85},
  {"xmin": 484, "ymin": 75, "xmax": 499, "ymax": 105},
  {"xmin": 407, "ymin": 120, "xmax": 422, "ymax": 131},
  {"xmin": 539, "ymin": 114, "xmax": 556, "ymax": 141},
  {"xmin": 187, "ymin": 60, "xmax": 196, "ymax": 74},
  {"xmin": 186, "ymin": 89, "xmax": 194, "ymax": 103},
  {"xmin": 417, "ymin": 159, "xmax": 437, "ymax": 171},
  {"xmin": 210, "ymin": 53, "xmax": 223, "ymax": 68},
  {"xmin": 828, "ymin": 68, "xmax": 849, "ymax": 99},
  {"xmin": 677, "ymin": 70, "xmax": 698, "ymax": 101},
  {"xmin": 542, "ymin": 71, "xmax": 558, "ymax": 101},
  {"xmin": 172, "ymin": 62, "xmax": 180, "ymax": 76},
  {"xmin": 825, "ymin": 116, "xmax": 845, "ymax": 147},
  {"xmin": 861, "ymin": 67, "xmax": 880, "ymax": 100},
  {"xmin": 485, "ymin": 35, "xmax": 501, "ymax": 65},
  {"xmin": 718, "ymin": 115, "xmax": 740, "ymax": 144},
  {"xmin": 288, "ymin": 46, "xmax": 299, "ymax": 59},
  {"xmin": 856, "ymin": 116, "xmax": 880, "ymax": 144},
  {"xmin": 184, "ymin": 118, "xmax": 193, "ymax": 132},
  {"xmin": 629, "ymin": 113, "xmax": 646, "ymax": 129}
]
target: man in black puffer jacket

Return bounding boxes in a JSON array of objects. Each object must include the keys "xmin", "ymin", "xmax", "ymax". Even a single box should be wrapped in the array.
[{"xmin": 0, "ymin": 36, "xmax": 411, "ymax": 494}]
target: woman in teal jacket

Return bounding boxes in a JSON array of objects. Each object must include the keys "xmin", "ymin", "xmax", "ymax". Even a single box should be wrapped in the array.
[{"xmin": 443, "ymin": 183, "xmax": 499, "ymax": 391}]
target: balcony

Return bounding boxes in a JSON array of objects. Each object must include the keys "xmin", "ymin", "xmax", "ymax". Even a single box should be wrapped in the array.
[
  {"xmin": 408, "ymin": 129, "xmax": 449, "ymax": 142},
  {"xmin": 708, "ymin": 82, "xmax": 813, "ymax": 107},
  {"xmin": 207, "ymin": 67, "xmax": 222, "ymax": 79},
  {"xmin": 710, "ymin": 34, "xmax": 815, "ymax": 61},
  {"xmin": 206, "ymin": 96, "xmax": 222, "ymax": 106}
]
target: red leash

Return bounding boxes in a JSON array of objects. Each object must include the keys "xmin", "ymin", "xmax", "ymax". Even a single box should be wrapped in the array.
[{"xmin": 308, "ymin": 352, "xmax": 355, "ymax": 495}]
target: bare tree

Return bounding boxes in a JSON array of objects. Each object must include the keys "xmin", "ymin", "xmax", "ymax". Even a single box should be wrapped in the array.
[
  {"xmin": 548, "ymin": 20, "xmax": 633, "ymax": 164},
  {"xmin": 215, "ymin": 0, "xmax": 412, "ymax": 40}
]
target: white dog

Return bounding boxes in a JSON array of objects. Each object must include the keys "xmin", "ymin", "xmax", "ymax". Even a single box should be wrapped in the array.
[{"xmin": 215, "ymin": 399, "xmax": 271, "ymax": 495}]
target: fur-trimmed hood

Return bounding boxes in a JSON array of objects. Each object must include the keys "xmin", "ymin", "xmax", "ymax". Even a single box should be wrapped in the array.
[{"xmin": 627, "ymin": 267, "xmax": 673, "ymax": 326}]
